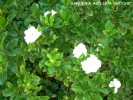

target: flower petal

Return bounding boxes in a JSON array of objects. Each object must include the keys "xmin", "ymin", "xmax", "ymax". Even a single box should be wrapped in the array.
[
  {"xmin": 44, "ymin": 11, "xmax": 51, "ymax": 17},
  {"xmin": 24, "ymin": 26, "xmax": 41, "ymax": 44},
  {"xmin": 73, "ymin": 43, "xmax": 87, "ymax": 58},
  {"xmin": 109, "ymin": 81, "xmax": 114, "ymax": 87},
  {"xmin": 81, "ymin": 54, "xmax": 101, "ymax": 74},
  {"xmin": 51, "ymin": 9, "xmax": 57, "ymax": 16},
  {"xmin": 114, "ymin": 87, "xmax": 118, "ymax": 94}
]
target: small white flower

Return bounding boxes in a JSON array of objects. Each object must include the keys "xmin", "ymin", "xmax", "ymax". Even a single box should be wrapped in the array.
[
  {"xmin": 73, "ymin": 43, "xmax": 87, "ymax": 58},
  {"xmin": 24, "ymin": 26, "xmax": 41, "ymax": 44},
  {"xmin": 51, "ymin": 9, "xmax": 57, "ymax": 16},
  {"xmin": 81, "ymin": 54, "xmax": 101, "ymax": 74},
  {"xmin": 44, "ymin": 10, "xmax": 57, "ymax": 17},
  {"xmin": 109, "ymin": 78, "xmax": 121, "ymax": 94},
  {"xmin": 44, "ymin": 11, "xmax": 51, "ymax": 17}
]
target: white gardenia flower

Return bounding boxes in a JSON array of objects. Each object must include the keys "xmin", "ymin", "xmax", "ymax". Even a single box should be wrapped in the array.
[
  {"xmin": 51, "ymin": 9, "xmax": 57, "ymax": 16},
  {"xmin": 44, "ymin": 11, "xmax": 51, "ymax": 17},
  {"xmin": 81, "ymin": 54, "xmax": 101, "ymax": 74},
  {"xmin": 109, "ymin": 78, "xmax": 121, "ymax": 94},
  {"xmin": 44, "ymin": 10, "xmax": 57, "ymax": 17},
  {"xmin": 73, "ymin": 43, "xmax": 87, "ymax": 58},
  {"xmin": 24, "ymin": 26, "xmax": 41, "ymax": 44}
]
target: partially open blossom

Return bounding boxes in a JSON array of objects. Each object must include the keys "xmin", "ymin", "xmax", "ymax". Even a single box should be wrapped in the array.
[
  {"xmin": 24, "ymin": 26, "xmax": 41, "ymax": 44},
  {"xmin": 44, "ymin": 10, "xmax": 57, "ymax": 17},
  {"xmin": 73, "ymin": 43, "xmax": 87, "ymax": 58},
  {"xmin": 109, "ymin": 78, "xmax": 121, "ymax": 94},
  {"xmin": 81, "ymin": 54, "xmax": 101, "ymax": 74},
  {"xmin": 44, "ymin": 11, "xmax": 51, "ymax": 17},
  {"xmin": 51, "ymin": 9, "xmax": 57, "ymax": 16}
]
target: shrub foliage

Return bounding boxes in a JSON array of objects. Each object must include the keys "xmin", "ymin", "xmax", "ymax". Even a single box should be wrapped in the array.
[{"xmin": 0, "ymin": 0, "xmax": 133, "ymax": 100}]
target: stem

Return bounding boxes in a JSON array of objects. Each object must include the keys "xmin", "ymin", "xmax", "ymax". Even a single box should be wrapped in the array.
[{"xmin": 32, "ymin": 66, "xmax": 39, "ymax": 74}]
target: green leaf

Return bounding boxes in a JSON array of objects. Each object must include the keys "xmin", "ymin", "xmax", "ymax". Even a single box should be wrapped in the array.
[
  {"xmin": 0, "ymin": 16, "xmax": 6, "ymax": 25},
  {"xmin": 7, "ymin": 11, "xmax": 16, "ymax": 22},
  {"xmin": 0, "ymin": 51, "xmax": 5, "ymax": 62},
  {"xmin": 0, "ymin": 62, "xmax": 8, "ymax": 86},
  {"xmin": 115, "ymin": 67, "xmax": 121, "ymax": 75},
  {"xmin": 73, "ymin": 66, "xmax": 80, "ymax": 71},
  {"xmin": 110, "ymin": 29, "xmax": 118, "ymax": 36},
  {"xmin": 53, "ymin": 17, "xmax": 62, "ymax": 28},
  {"xmin": 40, "ymin": 15, "xmax": 45, "ymax": 25},
  {"xmin": 71, "ymin": 85, "xmax": 83, "ymax": 93},
  {"xmin": 7, "ymin": 82, "xmax": 13, "ymax": 89},
  {"xmin": 5, "ymin": 49, "xmax": 16, "ymax": 56},
  {"xmin": 72, "ymin": 12, "xmax": 79, "ymax": 23},
  {"xmin": 119, "ymin": 27, "xmax": 127, "ymax": 35},
  {"xmin": 105, "ymin": 20, "xmax": 114, "ymax": 32},
  {"xmin": 29, "ymin": 55, "xmax": 35, "ymax": 63},
  {"xmin": 41, "ymin": 49, "xmax": 48, "ymax": 57},
  {"xmin": 54, "ymin": 61, "xmax": 61, "ymax": 66},
  {"xmin": 45, "ymin": 60, "xmax": 53, "ymax": 67},
  {"xmin": 9, "ymin": 62, "xmax": 18, "ymax": 73},
  {"xmin": 2, "ymin": 89, "xmax": 12, "ymax": 97},
  {"xmin": 48, "ymin": 66, "xmax": 55, "ymax": 75},
  {"xmin": 0, "ymin": 9, "xmax": 3, "ymax": 15},
  {"xmin": 61, "ymin": 0, "xmax": 69, "ymax": 6},
  {"xmin": 54, "ymin": 53, "xmax": 61, "ymax": 60},
  {"xmin": 20, "ymin": 42, "xmax": 27, "ymax": 55},
  {"xmin": 75, "ymin": 95, "xmax": 82, "ymax": 100},
  {"xmin": 25, "ymin": 17, "xmax": 35, "ymax": 24},
  {"xmin": 104, "ymin": 6, "xmax": 111, "ymax": 14},
  {"xmin": 20, "ymin": 64, "xmax": 26, "ymax": 75},
  {"xmin": 39, "ymin": 59, "xmax": 45, "ymax": 68},
  {"xmin": 30, "ymin": 3, "xmax": 39, "ymax": 17},
  {"xmin": 100, "ymin": 37, "xmax": 112, "ymax": 48},
  {"xmin": 86, "ymin": 9, "xmax": 93, "ymax": 16},
  {"xmin": 75, "ymin": 18, "xmax": 84, "ymax": 26},
  {"xmin": 60, "ymin": 10, "xmax": 67, "ymax": 20},
  {"xmin": 83, "ymin": 94, "xmax": 90, "ymax": 100},
  {"xmin": 97, "ymin": 88, "xmax": 109, "ymax": 95},
  {"xmin": 6, "ymin": 38, "xmax": 18, "ymax": 49},
  {"xmin": 7, "ymin": 29, "xmax": 17, "ymax": 37},
  {"xmin": 45, "ymin": 16, "xmax": 49, "ymax": 25},
  {"xmin": 37, "ymin": 24, "xmax": 42, "ymax": 32},
  {"xmin": 50, "ymin": 15, "xmax": 54, "ymax": 26},
  {"xmin": 92, "ymin": 73, "xmax": 106, "ymax": 88},
  {"xmin": 25, "ymin": 0, "xmax": 33, "ymax": 4},
  {"xmin": 81, "ymin": 78, "xmax": 88, "ymax": 90},
  {"xmin": 27, "ymin": 95, "xmax": 36, "ymax": 100},
  {"xmin": 31, "ymin": 75, "xmax": 40, "ymax": 85},
  {"xmin": 0, "ymin": 32, "xmax": 7, "ymax": 50},
  {"xmin": 63, "ymin": 61, "xmax": 71, "ymax": 69},
  {"xmin": 47, "ymin": 54, "xmax": 53, "ymax": 60},
  {"xmin": 91, "ymin": 93, "xmax": 103, "ymax": 100}
]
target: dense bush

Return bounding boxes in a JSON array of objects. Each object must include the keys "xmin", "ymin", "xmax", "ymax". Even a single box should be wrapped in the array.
[{"xmin": 0, "ymin": 0, "xmax": 133, "ymax": 100}]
